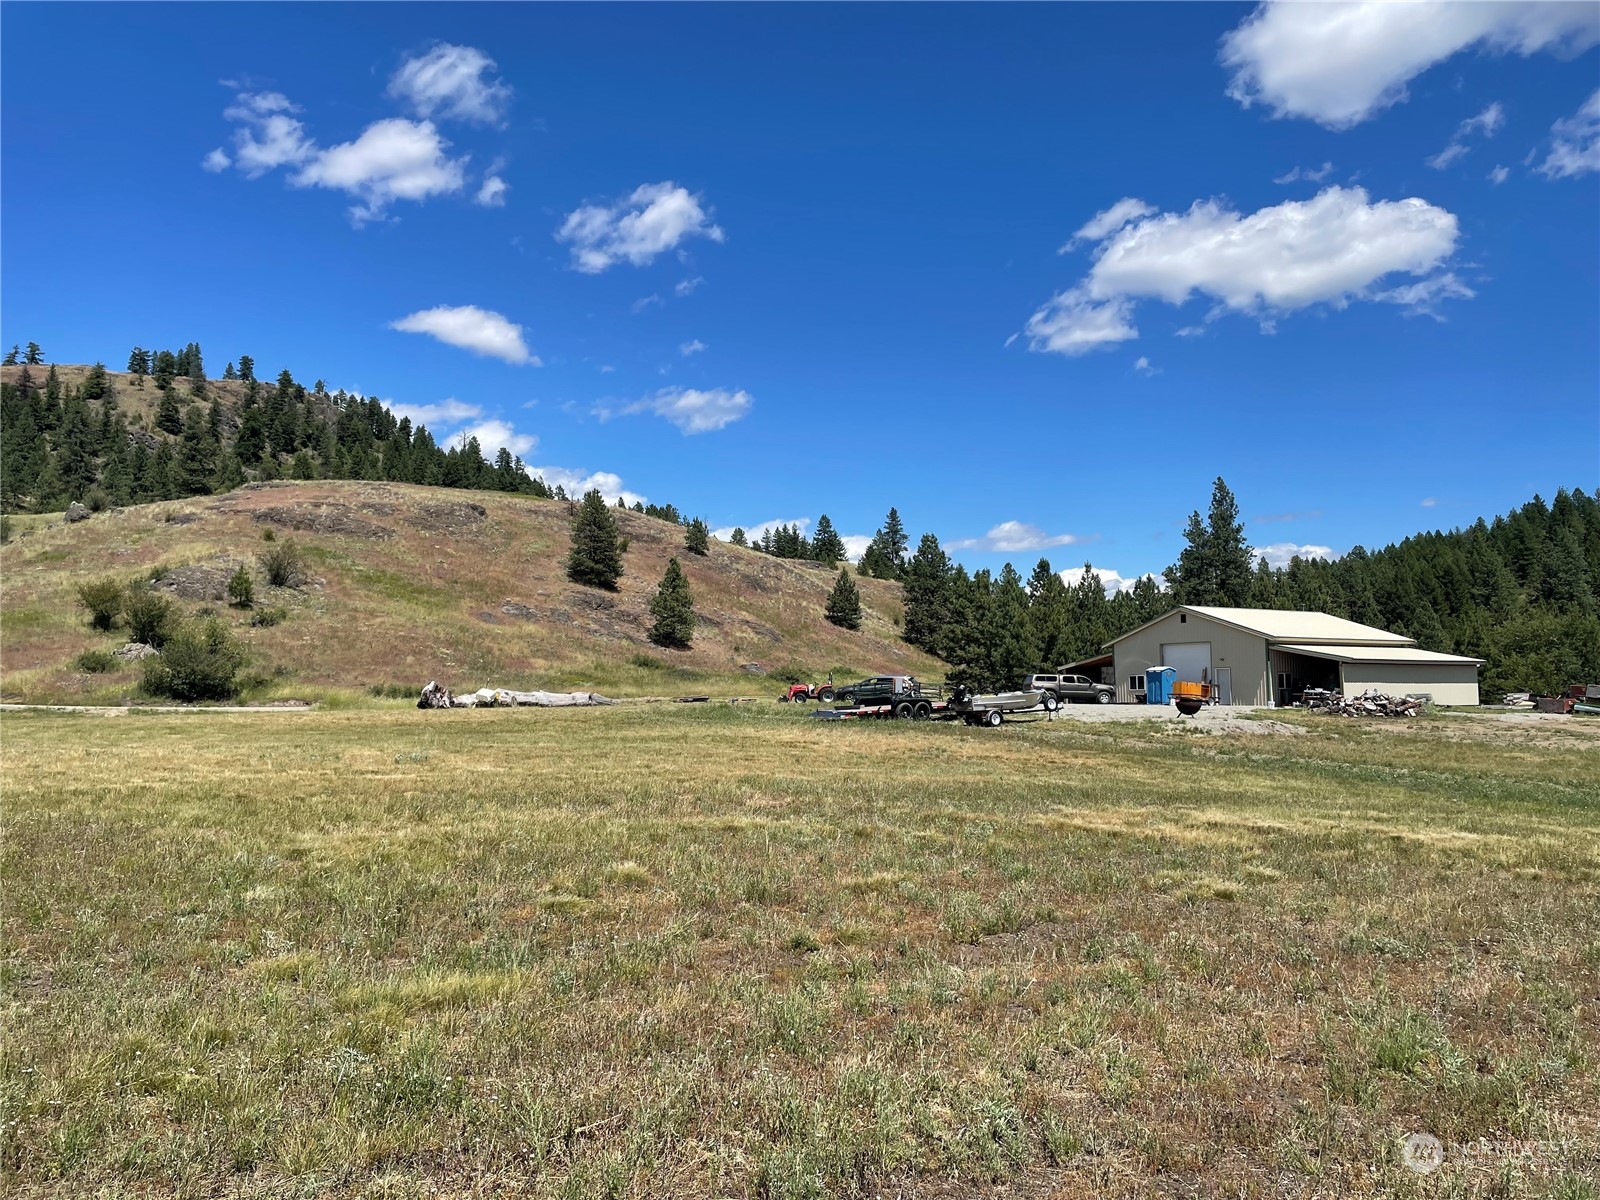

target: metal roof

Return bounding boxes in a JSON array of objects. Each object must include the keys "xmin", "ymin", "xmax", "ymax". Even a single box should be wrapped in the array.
[
  {"xmin": 1105, "ymin": 605, "xmax": 1416, "ymax": 650},
  {"xmin": 1275, "ymin": 643, "xmax": 1486, "ymax": 666}
]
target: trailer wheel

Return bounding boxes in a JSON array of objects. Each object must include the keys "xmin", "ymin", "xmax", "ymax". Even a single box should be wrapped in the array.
[
  {"xmin": 984, "ymin": 709, "xmax": 1003, "ymax": 727},
  {"xmin": 1096, "ymin": 690, "xmax": 1112, "ymax": 704},
  {"xmin": 817, "ymin": 687, "xmax": 834, "ymax": 703},
  {"xmin": 913, "ymin": 701, "xmax": 932, "ymax": 720},
  {"xmin": 893, "ymin": 701, "xmax": 914, "ymax": 720},
  {"xmin": 1040, "ymin": 693, "xmax": 1059, "ymax": 712}
]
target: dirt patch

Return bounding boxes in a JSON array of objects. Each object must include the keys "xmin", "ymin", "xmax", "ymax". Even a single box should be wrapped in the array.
[{"xmin": 253, "ymin": 504, "xmax": 396, "ymax": 541}]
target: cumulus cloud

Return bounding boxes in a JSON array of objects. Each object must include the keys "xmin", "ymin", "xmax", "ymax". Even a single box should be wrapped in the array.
[
  {"xmin": 1061, "ymin": 198, "xmax": 1155, "ymax": 251},
  {"xmin": 388, "ymin": 44, "xmax": 512, "ymax": 125},
  {"xmin": 556, "ymin": 182, "xmax": 724, "ymax": 273},
  {"xmin": 390, "ymin": 305, "xmax": 538, "ymax": 365},
  {"xmin": 206, "ymin": 87, "xmax": 472, "ymax": 223},
  {"xmin": 945, "ymin": 521, "xmax": 1083, "ymax": 553},
  {"xmin": 458, "ymin": 418, "xmax": 536, "ymax": 460},
  {"xmin": 1274, "ymin": 161, "xmax": 1334, "ymax": 184},
  {"xmin": 530, "ymin": 466, "xmax": 645, "ymax": 507},
  {"xmin": 625, "ymin": 386, "xmax": 752, "ymax": 433},
  {"xmin": 679, "ymin": 339, "xmax": 707, "ymax": 356},
  {"xmin": 293, "ymin": 118, "xmax": 466, "ymax": 224},
  {"xmin": 1373, "ymin": 270, "xmax": 1476, "ymax": 318},
  {"xmin": 1539, "ymin": 89, "xmax": 1600, "ymax": 179},
  {"xmin": 1221, "ymin": 1, "xmax": 1598, "ymax": 129},
  {"xmin": 1057, "ymin": 564, "xmax": 1151, "ymax": 596},
  {"xmin": 387, "ymin": 397, "xmax": 484, "ymax": 428},
  {"xmin": 1133, "ymin": 356, "xmax": 1159, "ymax": 376},
  {"xmin": 1253, "ymin": 542, "xmax": 1334, "ymax": 569},
  {"xmin": 475, "ymin": 172, "xmax": 508, "ymax": 207},
  {"xmin": 1026, "ymin": 186, "xmax": 1464, "ymax": 354}
]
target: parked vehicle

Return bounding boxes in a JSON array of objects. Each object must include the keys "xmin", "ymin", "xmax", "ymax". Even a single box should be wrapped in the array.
[
  {"xmin": 777, "ymin": 681, "xmax": 836, "ymax": 703},
  {"xmin": 948, "ymin": 684, "xmax": 1046, "ymax": 726},
  {"xmin": 833, "ymin": 674, "xmax": 924, "ymax": 708},
  {"xmin": 1024, "ymin": 672, "xmax": 1114, "ymax": 705}
]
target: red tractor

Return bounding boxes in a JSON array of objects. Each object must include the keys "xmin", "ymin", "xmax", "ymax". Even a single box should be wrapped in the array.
[{"xmin": 777, "ymin": 681, "xmax": 836, "ymax": 704}]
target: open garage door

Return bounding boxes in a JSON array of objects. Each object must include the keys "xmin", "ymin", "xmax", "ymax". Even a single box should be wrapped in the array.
[{"xmin": 1161, "ymin": 641, "xmax": 1212, "ymax": 684}]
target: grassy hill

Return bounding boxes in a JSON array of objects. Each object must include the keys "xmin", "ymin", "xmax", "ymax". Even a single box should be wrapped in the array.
[{"xmin": 0, "ymin": 480, "xmax": 943, "ymax": 704}]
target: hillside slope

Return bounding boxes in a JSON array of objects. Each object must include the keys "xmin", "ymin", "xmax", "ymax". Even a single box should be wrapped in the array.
[{"xmin": 0, "ymin": 481, "xmax": 943, "ymax": 703}]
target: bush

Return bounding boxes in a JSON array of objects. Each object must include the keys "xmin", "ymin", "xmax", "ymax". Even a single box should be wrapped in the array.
[
  {"xmin": 261, "ymin": 527, "xmax": 275, "ymax": 542},
  {"xmin": 123, "ymin": 586, "xmax": 174, "ymax": 648},
  {"xmin": 76, "ymin": 578, "xmax": 125, "ymax": 631},
  {"xmin": 367, "ymin": 683, "xmax": 420, "ymax": 699},
  {"xmin": 250, "ymin": 606, "xmax": 288, "ymax": 628},
  {"xmin": 258, "ymin": 540, "xmax": 306, "ymax": 588},
  {"xmin": 228, "ymin": 564, "xmax": 255, "ymax": 608},
  {"xmin": 75, "ymin": 649, "xmax": 116, "ymax": 673},
  {"xmin": 142, "ymin": 617, "xmax": 245, "ymax": 701},
  {"xmin": 85, "ymin": 487, "xmax": 110, "ymax": 513},
  {"xmin": 0, "ymin": 514, "xmax": 11, "ymax": 544}
]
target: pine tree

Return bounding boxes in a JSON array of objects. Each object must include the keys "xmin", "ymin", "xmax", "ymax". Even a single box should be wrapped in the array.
[
  {"xmin": 684, "ymin": 517, "xmax": 710, "ymax": 555},
  {"xmin": 987, "ymin": 564, "xmax": 1041, "ymax": 689},
  {"xmin": 902, "ymin": 533, "xmax": 954, "ymax": 653},
  {"xmin": 1164, "ymin": 477, "xmax": 1252, "ymax": 606},
  {"xmin": 567, "ymin": 488, "xmax": 625, "ymax": 589},
  {"xmin": 811, "ymin": 515, "xmax": 845, "ymax": 565},
  {"xmin": 23, "ymin": 342, "xmax": 42, "ymax": 365},
  {"xmin": 648, "ymin": 557, "xmax": 695, "ymax": 648},
  {"xmin": 730, "ymin": 527, "xmax": 748, "ymax": 547},
  {"xmin": 177, "ymin": 406, "xmax": 216, "ymax": 496},
  {"xmin": 80, "ymin": 363, "xmax": 110, "ymax": 402},
  {"xmin": 237, "ymin": 355, "xmax": 255, "ymax": 383},
  {"xmin": 882, "ymin": 507, "xmax": 908, "ymax": 571},
  {"xmin": 2, "ymin": 346, "xmax": 17, "ymax": 366},
  {"xmin": 825, "ymin": 567, "xmax": 863, "ymax": 630},
  {"xmin": 1026, "ymin": 558, "xmax": 1071, "ymax": 667},
  {"xmin": 127, "ymin": 348, "xmax": 150, "ymax": 386},
  {"xmin": 155, "ymin": 389, "xmax": 183, "ymax": 435}
]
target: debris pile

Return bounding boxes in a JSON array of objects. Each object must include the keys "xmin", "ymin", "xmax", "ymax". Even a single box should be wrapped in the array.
[
  {"xmin": 1303, "ymin": 689, "xmax": 1427, "ymax": 718},
  {"xmin": 417, "ymin": 681, "xmax": 616, "ymax": 709}
]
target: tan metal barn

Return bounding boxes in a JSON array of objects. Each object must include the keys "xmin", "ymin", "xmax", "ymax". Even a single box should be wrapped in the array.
[{"xmin": 1107, "ymin": 606, "xmax": 1483, "ymax": 706}]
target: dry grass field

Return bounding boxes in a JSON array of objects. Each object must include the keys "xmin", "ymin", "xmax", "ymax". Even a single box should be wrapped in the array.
[{"xmin": 2, "ymin": 703, "xmax": 1597, "ymax": 1198}]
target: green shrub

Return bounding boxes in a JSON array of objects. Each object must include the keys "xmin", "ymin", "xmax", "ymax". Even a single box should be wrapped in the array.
[
  {"xmin": 250, "ymin": 606, "xmax": 288, "ymax": 628},
  {"xmin": 76, "ymin": 578, "xmax": 125, "ymax": 631},
  {"xmin": 146, "ymin": 565, "xmax": 169, "ymax": 583},
  {"xmin": 75, "ymin": 649, "xmax": 116, "ymax": 673},
  {"xmin": 771, "ymin": 663, "xmax": 809, "ymax": 684},
  {"xmin": 258, "ymin": 540, "xmax": 305, "ymax": 588},
  {"xmin": 261, "ymin": 527, "xmax": 275, "ymax": 542},
  {"xmin": 1, "ymin": 514, "xmax": 13, "ymax": 544},
  {"xmin": 629, "ymin": 653, "xmax": 666, "ymax": 670},
  {"xmin": 367, "ymin": 683, "xmax": 420, "ymax": 699},
  {"xmin": 142, "ymin": 617, "xmax": 245, "ymax": 701},
  {"xmin": 85, "ymin": 487, "xmax": 110, "ymax": 513},
  {"xmin": 123, "ymin": 586, "xmax": 174, "ymax": 648},
  {"xmin": 227, "ymin": 564, "xmax": 255, "ymax": 608}
]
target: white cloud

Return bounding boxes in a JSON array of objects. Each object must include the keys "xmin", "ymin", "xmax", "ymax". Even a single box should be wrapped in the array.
[
  {"xmin": 1274, "ymin": 161, "xmax": 1334, "ymax": 184},
  {"xmin": 1176, "ymin": 325, "xmax": 1205, "ymax": 338},
  {"xmin": 1428, "ymin": 101, "xmax": 1507, "ymax": 169},
  {"xmin": 1024, "ymin": 287, "xmax": 1138, "ymax": 356},
  {"xmin": 218, "ymin": 92, "xmax": 315, "ymax": 178},
  {"xmin": 1421, "ymin": 497, "xmax": 1438, "ymax": 507},
  {"xmin": 556, "ymin": 182, "xmax": 724, "ymax": 273},
  {"xmin": 459, "ymin": 418, "xmax": 537, "ymax": 460},
  {"xmin": 1373, "ymin": 270, "xmax": 1475, "ymax": 318},
  {"xmin": 388, "ymin": 397, "xmax": 483, "ymax": 428},
  {"xmin": 1027, "ymin": 186, "xmax": 1464, "ymax": 355},
  {"xmin": 679, "ymin": 339, "xmax": 707, "ymax": 356},
  {"xmin": 530, "ymin": 466, "xmax": 645, "ymax": 507},
  {"xmin": 675, "ymin": 276, "xmax": 704, "ymax": 297},
  {"xmin": 1539, "ymin": 89, "xmax": 1600, "ymax": 179},
  {"xmin": 388, "ymin": 44, "xmax": 512, "ymax": 125},
  {"xmin": 631, "ymin": 294, "xmax": 664, "ymax": 314},
  {"xmin": 390, "ymin": 305, "xmax": 538, "ymax": 365},
  {"xmin": 946, "ymin": 521, "xmax": 1082, "ymax": 553},
  {"xmin": 201, "ymin": 148, "xmax": 231, "ymax": 172},
  {"xmin": 625, "ymin": 386, "xmax": 752, "ymax": 434},
  {"xmin": 1133, "ymin": 356, "xmax": 1159, "ymax": 376},
  {"xmin": 1221, "ymin": 1, "xmax": 1598, "ymax": 129},
  {"xmin": 475, "ymin": 174, "xmax": 508, "ymax": 207},
  {"xmin": 1488, "ymin": 165, "xmax": 1510, "ymax": 185},
  {"xmin": 1058, "ymin": 564, "xmax": 1150, "ymax": 596},
  {"xmin": 1253, "ymin": 542, "xmax": 1334, "ymax": 569},
  {"xmin": 711, "ymin": 516, "xmax": 812, "ymax": 543},
  {"xmin": 293, "ymin": 118, "xmax": 465, "ymax": 224},
  {"xmin": 1062, "ymin": 198, "xmax": 1156, "ymax": 251},
  {"xmin": 839, "ymin": 534, "xmax": 873, "ymax": 563}
]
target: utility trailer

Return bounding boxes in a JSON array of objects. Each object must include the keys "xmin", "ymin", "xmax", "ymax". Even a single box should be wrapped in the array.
[{"xmin": 810, "ymin": 676, "xmax": 1050, "ymax": 726}]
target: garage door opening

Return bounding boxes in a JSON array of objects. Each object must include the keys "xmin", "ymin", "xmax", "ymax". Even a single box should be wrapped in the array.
[
  {"xmin": 1161, "ymin": 642, "xmax": 1212, "ymax": 685},
  {"xmin": 1270, "ymin": 650, "xmax": 1341, "ymax": 706}
]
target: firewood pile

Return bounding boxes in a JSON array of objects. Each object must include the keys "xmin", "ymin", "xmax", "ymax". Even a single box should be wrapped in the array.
[{"xmin": 1302, "ymin": 688, "xmax": 1426, "ymax": 717}]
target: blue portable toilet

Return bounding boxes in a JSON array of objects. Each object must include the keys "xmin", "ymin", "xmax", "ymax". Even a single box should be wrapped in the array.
[{"xmin": 1145, "ymin": 666, "xmax": 1176, "ymax": 705}]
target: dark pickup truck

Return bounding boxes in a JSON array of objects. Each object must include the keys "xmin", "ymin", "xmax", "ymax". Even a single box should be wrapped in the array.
[{"xmin": 1024, "ymin": 672, "xmax": 1115, "ymax": 704}]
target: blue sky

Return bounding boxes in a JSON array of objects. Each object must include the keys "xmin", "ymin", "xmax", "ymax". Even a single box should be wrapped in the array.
[{"xmin": 4, "ymin": 2, "xmax": 1597, "ymax": 588}]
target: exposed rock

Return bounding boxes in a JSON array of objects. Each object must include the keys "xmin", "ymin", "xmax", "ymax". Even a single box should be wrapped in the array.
[
  {"xmin": 741, "ymin": 663, "xmax": 768, "ymax": 675},
  {"xmin": 152, "ymin": 563, "xmax": 237, "ymax": 601},
  {"xmin": 404, "ymin": 502, "xmax": 488, "ymax": 533},
  {"xmin": 253, "ymin": 504, "xmax": 395, "ymax": 540},
  {"xmin": 113, "ymin": 642, "xmax": 159, "ymax": 661},
  {"xmin": 65, "ymin": 502, "xmax": 90, "ymax": 523},
  {"xmin": 501, "ymin": 602, "xmax": 536, "ymax": 619}
]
